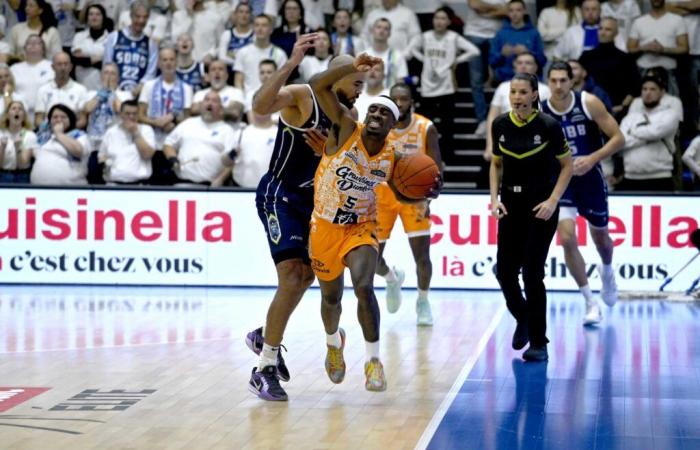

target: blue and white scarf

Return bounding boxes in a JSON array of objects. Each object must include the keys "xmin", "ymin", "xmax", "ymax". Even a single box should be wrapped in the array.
[{"xmin": 148, "ymin": 77, "xmax": 186, "ymax": 118}]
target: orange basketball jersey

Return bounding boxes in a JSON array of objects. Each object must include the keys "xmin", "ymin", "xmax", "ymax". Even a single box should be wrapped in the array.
[
  {"xmin": 313, "ymin": 123, "xmax": 396, "ymax": 225},
  {"xmin": 388, "ymin": 113, "xmax": 433, "ymax": 156}
]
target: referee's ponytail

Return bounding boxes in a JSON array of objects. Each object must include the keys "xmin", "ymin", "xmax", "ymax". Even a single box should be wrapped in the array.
[{"xmin": 511, "ymin": 72, "xmax": 540, "ymax": 110}]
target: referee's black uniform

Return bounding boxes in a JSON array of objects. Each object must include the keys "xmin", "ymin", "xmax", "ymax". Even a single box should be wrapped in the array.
[{"xmin": 491, "ymin": 110, "xmax": 571, "ymax": 352}]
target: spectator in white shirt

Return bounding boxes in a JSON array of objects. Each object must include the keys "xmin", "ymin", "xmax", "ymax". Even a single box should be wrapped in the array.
[
  {"xmin": 220, "ymin": 108, "xmax": 277, "ymax": 187},
  {"xmin": 365, "ymin": 18, "xmax": 408, "ymax": 88},
  {"xmin": 217, "ymin": 3, "xmax": 254, "ymax": 67},
  {"xmin": 667, "ymin": 0, "xmax": 700, "ymax": 133},
  {"xmin": 175, "ymin": 33, "xmax": 207, "ymax": 92},
  {"xmin": 353, "ymin": 60, "xmax": 389, "ymax": 120},
  {"xmin": 601, "ymin": 0, "xmax": 641, "ymax": 41},
  {"xmin": 30, "ymin": 103, "xmax": 91, "ymax": 185},
  {"xmin": 49, "ymin": 0, "xmax": 79, "ymax": 49},
  {"xmin": 0, "ymin": 64, "xmax": 26, "ymax": 117},
  {"xmin": 117, "ymin": 2, "xmax": 169, "ymax": 43},
  {"xmin": 77, "ymin": 0, "xmax": 126, "ymax": 23},
  {"xmin": 9, "ymin": 35, "xmax": 54, "ymax": 126},
  {"xmin": 35, "ymin": 51, "xmax": 90, "ymax": 128},
  {"xmin": 244, "ymin": 59, "xmax": 279, "ymax": 123},
  {"xmin": 163, "ymin": 90, "xmax": 239, "ymax": 185},
  {"xmin": 10, "ymin": 0, "xmax": 63, "ymax": 60},
  {"xmin": 682, "ymin": 135, "xmax": 700, "ymax": 187},
  {"xmin": 71, "ymin": 3, "xmax": 111, "ymax": 91},
  {"xmin": 362, "ymin": 0, "xmax": 420, "ymax": 54},
  {"xmin": 331, "ymin": 8, "xmax": 366, "ymax": 56},
  {"xmin": 192, "ymin": 60, "xmax": 245, "ymax": 123},
  {"xmin": 99, "ymin": 99, "xmax": 156, "ymax": 184},
  {"xmin": 537, "ymin": 0, "xmax": 581, "ymax": 63},
  {"xmin": 138, "ymin": 47, "xmax": 193, "ymax": 149},
  {"xmin": 0, "ymin": 101, "xmax": 37, "ymax": 183},
  {"xmin": 234, "ymin": 14, "xmax": 288, "ymax": 96},
  {"xmin": 553, "ymin": 0, "xmax": 627, "ymax": 61},
  {"xmin": 271, "ymin": 0, "xmax": 313, "ymax": 58},
  {"xmin": 84, "ymin": 63, "xmax": 133, "ymax": 151},
  {"xmin": 171, "ymin": 0, "xmax": 225, "ymax": 64},
  {"xmin": 298, "ymin": 29, "xmax": 332, "ymax": 82},
  {"xmin": 0, "ymin": 16, "xmax": 10, "ymax": 63}
]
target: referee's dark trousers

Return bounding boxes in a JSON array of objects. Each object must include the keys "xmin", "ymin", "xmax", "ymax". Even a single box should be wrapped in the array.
[{"xmin": 496, "ymin": 188, "xmax": 559, "ymax": 347}]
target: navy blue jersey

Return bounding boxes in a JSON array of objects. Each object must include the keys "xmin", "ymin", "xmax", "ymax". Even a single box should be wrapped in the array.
[
  {"xmin": 176, "ymin": 62, "xmax": 205, "ymax": 92},
  {"xmin": 542, "ymin": 91, "xmax": 604, "ymax": 157},
  {"xmin": 113, "ymin": 31, "xmax": 150, "ymax": 90},
  {"xmin": 227, "ymin": 28, "xmax": 254, "ymax": 54}
]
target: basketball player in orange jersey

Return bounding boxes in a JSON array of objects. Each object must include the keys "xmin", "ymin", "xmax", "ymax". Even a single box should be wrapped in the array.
[
  {"xmin": 309, "ymin": 54, "xmax": 441, "ymax": 392},
  {"xmin": 375, "ymin": 82, "xmax": 442, "ymax": 326}
]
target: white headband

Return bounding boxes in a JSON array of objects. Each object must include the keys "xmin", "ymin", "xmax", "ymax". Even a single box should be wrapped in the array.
[{"xmin": 369, "ymin": 96, "xmax": 400, "ymax": 121}]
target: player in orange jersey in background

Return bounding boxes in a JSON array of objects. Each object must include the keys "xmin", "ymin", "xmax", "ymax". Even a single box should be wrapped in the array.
[{"xmin": 375, "ymin": 82, "xmax": 443, "ymax": 326}]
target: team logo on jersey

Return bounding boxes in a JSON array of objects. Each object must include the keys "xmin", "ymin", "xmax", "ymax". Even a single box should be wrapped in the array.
[
  {"xmin": 266, "ymin": 213, "xmax": 282, "ymax": 244},
  {"xmin": 534, "ymin": 134, "xmax": 542, "ymax": 145}
]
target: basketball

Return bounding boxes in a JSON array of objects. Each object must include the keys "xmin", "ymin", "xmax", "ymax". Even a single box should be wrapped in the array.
[{"xmin": 393, "ymin": 153, "xmax": 440, "ymax": 199}]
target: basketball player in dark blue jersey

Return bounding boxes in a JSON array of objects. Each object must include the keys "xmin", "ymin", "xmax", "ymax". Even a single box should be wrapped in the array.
[
  {"xmin": 246, "ymin": 34, "xmax": 366, "ymax": 401},
  {"xmin": 542, "ymin": 61, "xmax": 625, "ymax": 326}
]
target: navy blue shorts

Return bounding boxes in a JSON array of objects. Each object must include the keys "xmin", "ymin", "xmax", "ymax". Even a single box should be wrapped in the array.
[
  {"xmin": 559, "ymin": 165, "xmax": 609, "ymax": 228},
  {"xmin": 255, "ymin": 174, "xmax": 315, "ymax": 265}
]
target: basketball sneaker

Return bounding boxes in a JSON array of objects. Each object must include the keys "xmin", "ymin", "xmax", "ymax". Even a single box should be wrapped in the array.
[
  {"xmin": 583, "ymin": 299, "xmax": 602, "ymax": 326},
  {"xmin": 522, "ymin": 345, "xmax": 548, "ymax": 362},
  {"xmin": 325, "ymin": 328, "xmax": 346, "ymax": 384},
  {"xmin": 386, "ymin": 268, "xmax": 405, "ymax": 313},
  {"xmin": 245, "ymin": 327, "xmax": 290, "ymax": 382},
  {"xmin": 416, "ymin": 298, "xmax": 433, "ymax": 326},
  {"xmin": 599, "ymin": 266, "xmax": 618, "ymax": 307},
  {"xmin": 364, "ymin": 358, "xmax": 387, "ymax": 391},
  {"xmin": 249, "ymin": 366, "xmax": 288, "ymax": 401}
]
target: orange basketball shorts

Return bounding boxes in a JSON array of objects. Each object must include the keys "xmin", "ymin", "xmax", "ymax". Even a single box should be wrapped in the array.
[
  {"xmin": 309, "ymin": 217, "xmax": 379, "ymax": 281},
  {"xmin": 375, "ymin": 183, "xmax": 431, "ymax": 243}
]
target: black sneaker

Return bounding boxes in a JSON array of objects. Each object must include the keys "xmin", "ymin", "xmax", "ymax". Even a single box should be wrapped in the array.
[
  {"xmin": 248, "ymin": 366, "xmax": 288, "ymax": 401},
  {"xmin": 523, "ymin": 345, "xmax": 548, "ymax": 362},
  {"xmin": 245, "ymin": 327, "xmax": 290, "ymax": 382},
  {"xmin": 512, "ymin": 322, "xmax": 529, "ymax": 350}
]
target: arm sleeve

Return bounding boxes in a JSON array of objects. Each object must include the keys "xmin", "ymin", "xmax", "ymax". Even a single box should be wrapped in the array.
[
  {"xmin": 630, "ymin": 111, "xmax": 681, "ymax": 141},
  {"xmin": 218, "ymin": 30, "xmax": 234, "ymax": 65},
  {"xmin": 163, "ymin": 124, "xmax": 183, "ymax": 148},
  {"xmin": 140, "ymin": 125, "xmax": 157, "ymax": 148},
  {"xmin": 455, "ymin": 34, "xmax": 481, "ymax": 64}
]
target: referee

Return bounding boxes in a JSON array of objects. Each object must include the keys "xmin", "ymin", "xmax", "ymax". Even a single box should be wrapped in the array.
[{"xmin": 489, "ymin": 72, "xmax": 573, "ymax": 362}]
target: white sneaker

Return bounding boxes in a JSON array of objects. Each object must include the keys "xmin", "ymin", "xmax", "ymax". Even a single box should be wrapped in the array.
[
  {"xmin": 583, "ymin": 300, "xmax": 602, "ymax": 326},
  {"xmin": 416, "ymin": 298, "xmax": 433, "ymax": 326},
  {"xmin": 385, "ymin": 268, "xmax": 405, "ymax": 313},
  {"xmin": 474, "ymin": 120, "xmax": 488, "ymax": 137},
  {"xmin": 599, "ymin": 266, "xmax": 618, "ymax": 307}
]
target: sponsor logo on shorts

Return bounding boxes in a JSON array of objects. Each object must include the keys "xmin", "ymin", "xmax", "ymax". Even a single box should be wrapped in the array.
[
  {"xmin": 267, "ymin": 213, "xmax": 282, "ymax": 245},
  {"xmin": 311, "ymin": 259, "xmax": 329, "ymax": 273},
  {"xmin": 290, "ymin": 235, "xmax": 303, "ymax": 241}
]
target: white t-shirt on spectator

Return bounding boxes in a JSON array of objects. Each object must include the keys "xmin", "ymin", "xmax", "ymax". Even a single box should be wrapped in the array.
[
  {"xmin": 401, "ymin": 0, "xmax": 441, "ymax": 14},
  {"xmin": 30, "ymin": 130, "xmax": 91, "ymax": 185},
  {"xmin": 0, "ymin": 41, "xmax": 10, "ymax": 59},
  {"xmin": 35, "ymin": 79, "xmax": 90, "ymax": 116},
  {"xmin": 670, "ymin": 0, "xmax": 700, "ymax": 55},
  {"xmin": 10, "ymin": 60, "xmax": 54, "ymax": 122},
  {"xmin": 362, "ymin": 5, "xmax": 421, "ymax": 54},
  {"xmin": 364, "ymin": 46, "xmax": 408, "ymax": 88},
  {"xmin": 164, "ymin": 116, "xmax": 238, "ymax": 183},
  {"xmin": 629, "ymin": 13, "xmax": 687, "ymax": 69},
  {"xmin": 683, "ymin": 134, "xmax": 700, "ymax": 176},
  {"xmin": 463, "ymin": 0, "xmax": 508, "ymax": 38},
  {"xmin": 491, "ymin": 80, "xmax": 551, "ymax": 112},
  {"xmin": 10, "ymin": 23, "xmax": 63, "ymax": 59},
  {"xmin": 601, "ymin": 0, "xmax": 641, "ymax": 41},
  {"xmin": 72, "ymin": 29, "xmax": 109, "ymax": 91},
  {"xmin": 99, "ymin": 123, "xmax": 156, "ymax": 183},
  {"xmin": 298, "ymin": 55, "xmax": 332, "ymax": 83},
  {"xmin": 118, "ymin": 10, "xmax": 169, "ymax": 42},
  {"xmin": 171, "ymin": 8, "xmax": 225, "ymax": 62},
  {"xmin": 139, "ymin": 78, "xmax": 194, "ymax": 148},
  {"xmin": 234, "ymin": 43, "xmax": 288, "ymax": 95},
  {"xmin": 193, "ymin": 86, "xmax": 245, "ymax": 110},
  {"xmin": 232, "ymin": 123, "xmax": 277, "ymax": 187},
  {"xmin": 0, "ymin": 128, "xmax": 38, "ymax": 170},
  {"xmin": 217, "ymin": 28, "xmax": 255, "ymax": 66},
  {"xmin": 537, "ymin": 6, "xmax": 582, "ymax": 59}
]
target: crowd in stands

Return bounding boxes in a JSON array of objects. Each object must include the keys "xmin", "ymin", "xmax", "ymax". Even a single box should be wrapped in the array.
[{"xmin": 0, "ymin": 0, "xmax": 698, "ymax": 191}]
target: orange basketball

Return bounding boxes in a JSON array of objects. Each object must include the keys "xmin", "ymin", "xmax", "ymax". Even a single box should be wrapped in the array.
[{"xmin": 393, "ymin": 153, "xmax": 440, "ymax": 200}]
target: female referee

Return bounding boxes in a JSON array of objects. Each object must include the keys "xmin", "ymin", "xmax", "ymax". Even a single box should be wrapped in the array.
[{"xmin": 489, "ymin": 72, "xmax": 573, "ymax": 362}]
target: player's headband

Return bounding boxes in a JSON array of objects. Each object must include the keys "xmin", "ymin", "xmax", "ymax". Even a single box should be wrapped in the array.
[{"xmin": 370, "ymin": 95, "xmax": 400, "ymax": 121}]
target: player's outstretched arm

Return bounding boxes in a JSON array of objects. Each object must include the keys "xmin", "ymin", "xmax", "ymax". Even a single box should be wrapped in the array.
[{"xmin": 253, "ymin": 33, "xmax": 318, "ymax": 115}]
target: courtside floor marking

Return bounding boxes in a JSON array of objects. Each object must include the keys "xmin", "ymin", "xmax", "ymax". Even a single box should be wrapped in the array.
[{"xmin": 414, "ymin": 304, "xmax": 507, "ymax": 450}]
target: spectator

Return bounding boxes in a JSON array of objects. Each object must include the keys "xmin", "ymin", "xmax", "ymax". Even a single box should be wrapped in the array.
[
  {"xmin": 568, "ymin": 59, "xmax": 613, "ymax": 111},
  {"xmin": 138, "ymin": 47, "xmax": 193, "ymax": 150},
  {"xmin": 488, "ymin": 0, "xmax": 546, "ymax": 84},
  {"xmin": 464, "ymin": 0, "xmax": 509, "ymax": 136},
  {"xmin": 98, "ymin": 99, "xmax": 156, "ymax": 184},
  {"xmin": 362, "ymin": 0, "xmax": 420, "ymax": 54},
  {"xmin": 554, "ymin": 0, "xmax": 626, "ymax": 61},
  {"xmin": 682, "ymin": 134, "xmax": 700, "ymax": 186},
  {"xmin": 217, "ymin": 3, "xmax": 254, "ymax": 67},
  {"xmin": 365, "ymin": 18, "xmax": 408, "ymax": 88},
  {"xmin": 104, "ymin": 1, "xmax": 159, "ymax": 95},
  {"xmin": 271, "ymin": 0, "xmax": 312, "ymax": 57},
  {"xmin": 579, "ymin": 17, "xmax": 639, "ymax": 117},
  {"xmin": 1, "ymin": 0, "xmax": 23, "ymax": 31},
  {"xmin": 667, "ymin": 0, "xmax": 700, "ymax": 133},
  {"xmin": 483, "ymin": 51, "xmax": 551, "ymax": 160},
  {"xmin": 35, "ymin": 51, "xmax": 90, "ymax": 128},
  {"xmin": 234, "ymin": 15, "xmax": 287, "ymax": 96},
  {"xmin": 618, "ymin": 72, "xmax": 682, "ymax": 191},
  {"xmin": 601, "ymin": 0, "xmax": 641, "ymax": 41},
  {"xmin": 84, "ymin": 63, "xmax": 133, "ymax": 151},
  {"xmin": 537, "ymin": 0, "xmax": 581, "ymax": 63},
  {"xmin": 330, "ymin": 9, "xmax": 365, "ymax": 56},
  {"xmin": 206, "ymin": 0, "xmax": 232, "ymax": 19},
  {"xmin": 192, "ymin": 59, "xmax": 244, "ymax": 123},
  {"xmin": 0, "ymin": 101, "xmax": 37, "ymax": 183},
  {"xmin": 171, "ymin": 0, "xmax": 225, "ymax": 64},
  {"xmin": 220, "ymin": 107, "xmax": 276, "ymax": 187},
  {"xmin": 409, "ymin": 7, "xmax": 480, "ymax": 161},
  {"xmin": 325, "ymin": 0, "xmax": 363, "ymax": 34},
  {"xmin": 9, "ymin": 35, "xmax": 54, "ymax": 126},
  {"xmin": 175, "ymin": 33, "xmax": 206, "ymax": 92},
  {"xmin": 244, "ymin": 59, "xmax": 278, "ymax": 123},
  {"xmin": 10, "ymin": 0, "xmax": 62, "ymax": 60},
  {"xmin": 0, "ymin": 64, "xmax": 25, "ymax": 116},
  {"xmin": 163, "ymin": 91, "xmax": 238, "ymax": 186},
  {"xmin": 29, "ymin": 103, "xmax": 90, "ymax": 185},
  {"xmin": 298, "ymin": 29, "xmax": 332, "ymax": 82},
  {"xmin": 77, "ymin": 0, "xmax": 125, "ymax": 24},
  {"xmin": 49, "ymin": 0, "xmax": 78, "ymax": 50},
  {"xmin": 117, "ymin": 2, "xmax": 168, "ymax": 43},
  {"xmin": 71, "ymin": 3, "xmax": 111, "ymax": 91},
  {"xmin": 0, "ymin": 16, "xmax": 11, "ymax": 63},
  {"xmin": 353, "ymin": 61, "xmax": 389, "ymax": 120}
]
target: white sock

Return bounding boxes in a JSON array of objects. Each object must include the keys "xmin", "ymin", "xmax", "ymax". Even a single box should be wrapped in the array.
[
  {"xmin": 601, "ymin": 264, "xmax": 614, "ymax": 278},
  {"xmin": 326, "ymin": 330, "xmax": 342, "ymax": 348},
  {"xmin": 365, "ymin": 340, "xmax": 380, "ymax": 362},
  {"xmin": 580, "ymin": 285, "xmax": 594, "ymax": 302},
  {"xmin": 259, "ymin": 343, "xmax": 278, "ymax": 369},
  {"xmin": 417, "ymin": 289, "xmax": 429, "ymax": 301},
  {"xmin": 383, "ymin": 267, "xmax": 397, "ymax": 283}
]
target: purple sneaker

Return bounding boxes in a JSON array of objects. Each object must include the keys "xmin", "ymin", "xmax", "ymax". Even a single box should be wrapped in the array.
[
  {"xmin": 249, "ymin": 366, "xmax": 288, "ymax": 401},
  {"xmin": 245, "ymin": 327, "xmax": 290, "ymax": 382}
]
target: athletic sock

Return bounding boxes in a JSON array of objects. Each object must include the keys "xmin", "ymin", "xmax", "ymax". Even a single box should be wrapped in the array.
[
  {"xmin": 417, "ymin": 289, "xmax": 429, "ymax": 301},
  {"xmin": 580, "ymin": 285, "xmax": 594, "ymax": 303},
  {"xmin": 259, "ymin": 343, "xmax": 278, "ymax": 369},
  {"xmin": 383, "ymin": 267, "xmax": 397, "ymax": 283},
  {"xmin": 601, "ymin": 264, "xmax": 614, "ymax": 278},
  {"xmin": 365, "ymin": 340, "xmax": 380, "ymax": 363},
  {"xmin": 326, "ymin": 330, "xmax": 342, "ymax": 348}
]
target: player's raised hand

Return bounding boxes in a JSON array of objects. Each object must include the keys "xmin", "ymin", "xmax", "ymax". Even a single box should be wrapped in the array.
[
  {"xmin": 353, "ymin": 53, "xmax": 382, "ymax": 72},
  {"xmin": 290, "ymin": 33, "xmax": 318, "ymax": 65}
]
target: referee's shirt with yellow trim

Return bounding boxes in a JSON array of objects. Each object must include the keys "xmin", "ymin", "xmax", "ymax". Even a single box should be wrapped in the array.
[{"xmin": 492, "ymin": 110, "xmax": 570, "ymax": 197}]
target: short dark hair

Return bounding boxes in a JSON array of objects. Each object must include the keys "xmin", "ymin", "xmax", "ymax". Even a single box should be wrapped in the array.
[
  {"xmin": 120, "ymin": 99, "xmax": 139, "ymax": 111},
  {"xmin": 259, "ymin": 59, "xmax": 277, "ymax": 70},
  {"xmin": 548, "ymin": 61, "xmax": 574, "ymax": 79},
  {"xmin": 390, "ymin": 82, "xmax": 412, "ymax": 99},
  {"xmin": 254, "ymin": 13, "xmax": 272, "ymax": 25},
  {"xmin": 47, "ymin": 103, "xmax": 77, "ymax": 131},
  {"xmin": 641, "ymin": 67, "xmax": 668, "ymax": 90}
]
